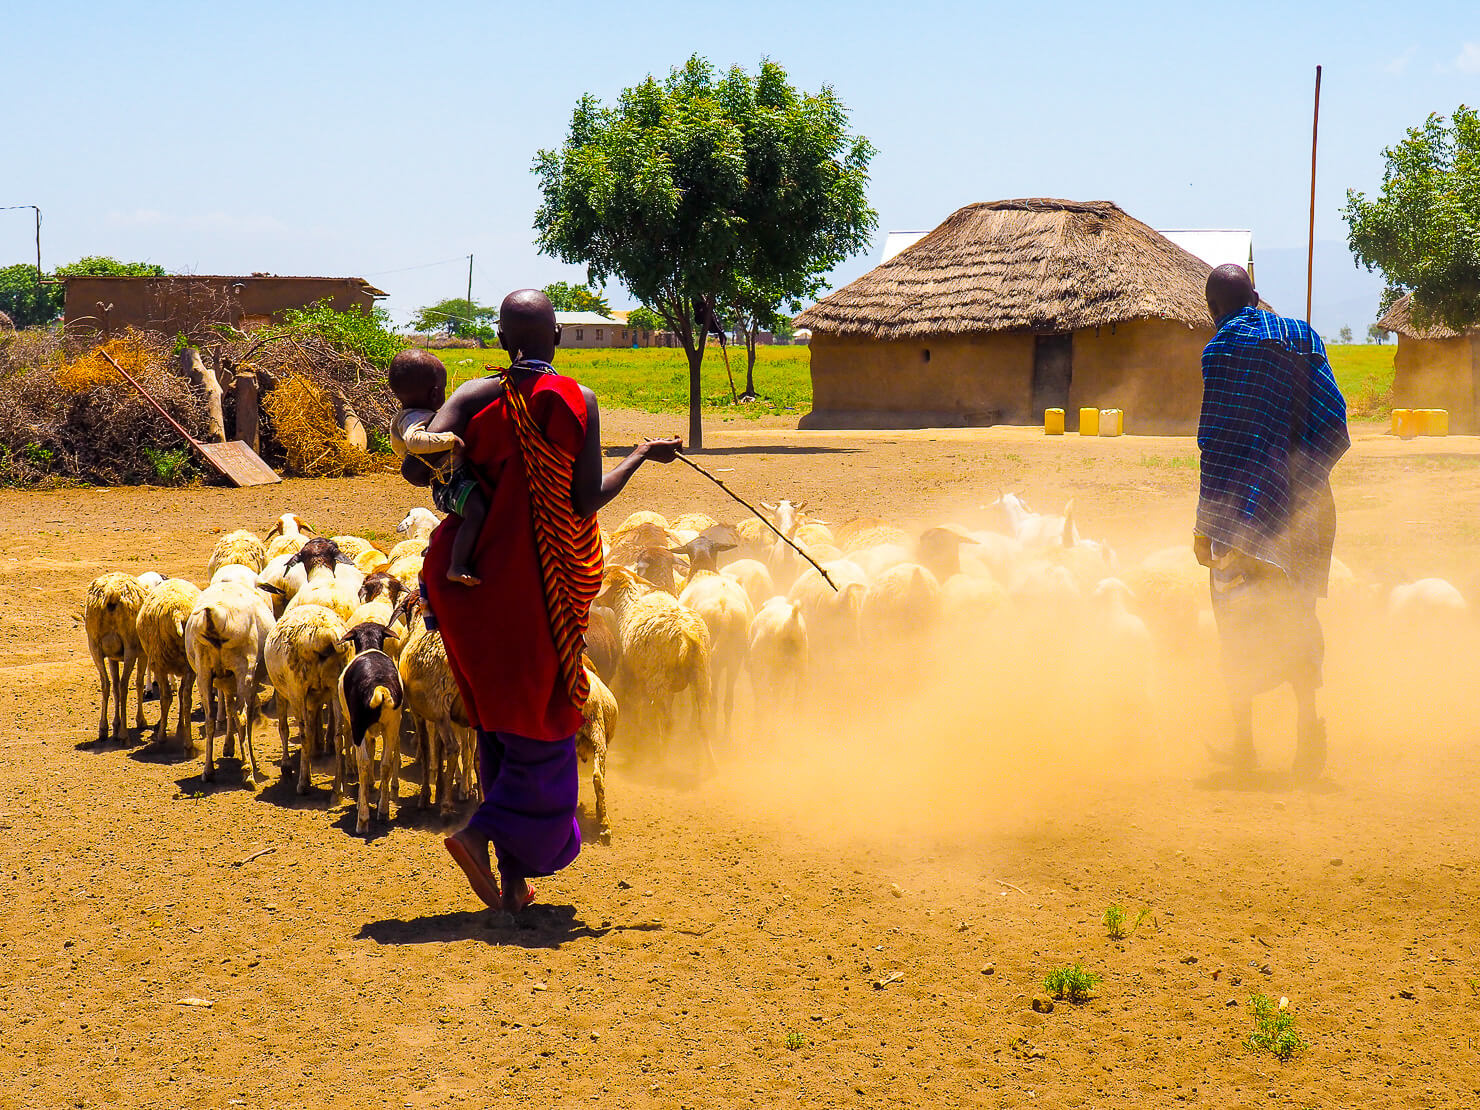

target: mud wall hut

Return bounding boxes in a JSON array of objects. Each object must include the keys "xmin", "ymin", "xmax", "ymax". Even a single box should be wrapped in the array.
[
  {"xmin": 795, "ymin": 199, "xmax": 1221, "ymax": 434},
  {"xmin": 1377, "ymin": 293, "xmax": 1480, "ymax": 433}
]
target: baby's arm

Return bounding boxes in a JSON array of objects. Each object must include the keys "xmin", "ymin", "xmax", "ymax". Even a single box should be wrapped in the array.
[{"xmin": 402, "ymin": 422, "xmax": 463, "ymax": 458}]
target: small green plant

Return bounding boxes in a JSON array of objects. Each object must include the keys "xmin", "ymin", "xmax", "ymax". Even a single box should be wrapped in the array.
[
  {"xmin": 1246, "ymin": 994, "xmax": 1306, "ymax": 1060},
  {"xmin": 785, "ymin": 1030, "xmax": 804, "ymax": 1051},
  {"xmin": 141, "ymin": 446, "xmax": 194, "ymax": 486},
  {"xmin": 1103, "ymin": 904, "xmax": 1127, "ymax": 939},
  {"xmin": 366, "ymin": 427, "xmax": 393, "ymax": 455},
  {"xmin": 1042, "ymin": 964, "xmax": 1100, "ymax": 1003},
  {"xmin": 20, "ymin": 442, "xmax": 53, "ymax": 467}
]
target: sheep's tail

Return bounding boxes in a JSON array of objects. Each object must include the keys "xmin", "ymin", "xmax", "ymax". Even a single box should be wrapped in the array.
[{"xmin": 369, "ymin": 686, "xmax": 391, "ymax": 712}]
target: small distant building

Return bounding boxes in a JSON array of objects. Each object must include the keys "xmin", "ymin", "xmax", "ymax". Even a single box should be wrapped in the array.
[
  {"xmin": 63, "ymin": 274, "xmax": 386, "ymax": 337},
  {"xmin": 1377, "ymin": 293, "xmax": 1480, "ymax": 432},
  {"xmin": 557, "ymin": 310, "xmax": 653, "ymax": 348},
  {"xmin": 795, "ymin": 199, "xmax": 1224, "ymax": 433}
]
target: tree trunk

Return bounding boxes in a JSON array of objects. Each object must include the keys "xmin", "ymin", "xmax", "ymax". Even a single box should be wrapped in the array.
[
  {"xmin": 179, "ymin": 347, "xmax": 226, "ymax": 442},
  {"xmin": 233, "ymin": 367, "xmax": 260, "ymax": 453},
  {"xmin": 331, "ymin": 390, "xmax": 368, "ymax": 450},
  {"xmin": 687, "ymin": 339, "xmax": 705, "ymax": 451},
  {"xmin": 744, "ymin": 324, "xmax": 758, "ymax": 398}
]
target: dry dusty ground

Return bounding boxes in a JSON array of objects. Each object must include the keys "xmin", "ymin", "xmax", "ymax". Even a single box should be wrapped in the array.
[{"xmin": 3, "ymin": 413, "xmax": 1480, "ymax": 1109}]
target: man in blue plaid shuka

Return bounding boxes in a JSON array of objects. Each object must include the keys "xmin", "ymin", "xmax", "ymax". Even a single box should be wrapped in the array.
[{"xmin": 1193, "ymin": 265, "xmax": 1349, "ymax": 782}]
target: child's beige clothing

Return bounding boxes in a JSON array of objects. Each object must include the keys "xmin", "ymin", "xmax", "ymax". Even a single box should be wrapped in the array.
[{"xmin": 391, "ymin": 407, "xmax": 461, "ymax": 480}]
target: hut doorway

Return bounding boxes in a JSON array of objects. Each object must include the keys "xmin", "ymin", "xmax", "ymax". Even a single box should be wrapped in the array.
[{"xmin": 1031, "ymin": 333, "xmax": 1073, "ymax": 426}]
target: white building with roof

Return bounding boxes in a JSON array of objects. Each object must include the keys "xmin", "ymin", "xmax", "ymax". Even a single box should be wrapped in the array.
[{"xmin": 555, "ymin": 310, "xmax": 633, "ymax": 348}]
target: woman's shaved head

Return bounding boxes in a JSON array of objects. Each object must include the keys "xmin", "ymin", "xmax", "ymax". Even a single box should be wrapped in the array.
[
  {"xmin": 1206, "ymin": 264, "xmax": 1259, "ymax": 321},
  {"xmin": 499, "ymin": 289, "xmax": 559, "ymax": 362}
]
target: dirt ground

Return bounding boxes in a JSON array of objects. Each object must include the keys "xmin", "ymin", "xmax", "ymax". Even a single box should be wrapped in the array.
[{"xmin": 4, "ymin": 413, "xmax": 1480, "ymax": 1109}]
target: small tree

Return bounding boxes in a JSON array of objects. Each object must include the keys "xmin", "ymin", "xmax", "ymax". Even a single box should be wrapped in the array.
[
  {"xmin": 0, "ymin": 256, "xmax": 165, "ymax": 329},
  {"xmin": 1344, "ymin": 106, "xmax": 1480, "ymax": 333},
  {"xmin": 1338, "ymin": 325, "xmax": 1353, "ymax": 344},
  {"xmin": 543, "ymin": 281, "xmax": 611, "ymax": 315},
  {"xmin": 410, "ymin": 298, "xmax": 498, "ymax": 343},
  {"xmin": 534, "ymin": 55, "xmax": 875, "ymax": 448},
  {"xmin": 1367, "ymin": 323, "xmax": 1389, "ymax": 345}
]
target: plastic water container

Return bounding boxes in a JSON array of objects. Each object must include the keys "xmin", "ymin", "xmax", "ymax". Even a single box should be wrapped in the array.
[
  {"xmin": 1098, "ymin": 409, "xmax": 1124, "ymax": 436},
  {"xmin": 1392, "ymin": 408, "xmax": 1417, "ymax": 438},
  {"xmin": 1421, "ymin": 409, "xmax": 1449, "ymax": 437},
  {"xmin": 1044, "ymin": 408, "xmax": 1065, "ymax": 435},
  {"xmin": 1079, "ymin": 407, "xmax": 1100, "ymax": 436}
]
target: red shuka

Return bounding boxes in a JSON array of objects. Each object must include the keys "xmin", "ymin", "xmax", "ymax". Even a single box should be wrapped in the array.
[{"xmin": 423, "ymin": 374, "xmax": 594, "ymax": 741}]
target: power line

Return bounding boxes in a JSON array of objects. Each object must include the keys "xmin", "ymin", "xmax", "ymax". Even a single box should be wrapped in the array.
[{"xmin": 360, "ymin": 255, "xmax": 470, "ymax": 277}]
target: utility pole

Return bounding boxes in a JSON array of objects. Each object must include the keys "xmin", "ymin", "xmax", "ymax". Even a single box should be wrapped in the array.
[
  {"xmin": 466, "ymin": 254, "xmax": 474, "ymax": 325},
  {"xmin": 1306, "ymin": 65, "xmax": 1322, "ymax": 324}
]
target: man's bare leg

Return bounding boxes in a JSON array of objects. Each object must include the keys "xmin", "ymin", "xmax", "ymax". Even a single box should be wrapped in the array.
[
  {"xmin": 444, "ymin": 826, "xmax": 500, "ymax": 908},
  {"xmin": 1209, "ymin": 696, "xmax": 1257, "ymax": 771},
  {"xmin": 1291, "ymin": 679, "xmax": 1326, "ymax": 783}
]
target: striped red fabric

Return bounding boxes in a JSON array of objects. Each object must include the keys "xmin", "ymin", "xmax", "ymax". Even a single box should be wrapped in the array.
[{"xmin": 499, "ymin": 372, "xmax": 603, "ymax": 709}]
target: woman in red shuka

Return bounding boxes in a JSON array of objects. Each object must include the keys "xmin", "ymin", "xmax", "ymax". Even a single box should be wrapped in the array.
[{"xmin": 401, "ymin": 288, "xmax": 681, "ymax": 915}]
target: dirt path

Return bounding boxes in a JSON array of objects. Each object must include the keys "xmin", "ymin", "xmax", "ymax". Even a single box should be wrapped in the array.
[{"xmin": 3, "ymin": 415, "xmax": 1479, "ymax": 1109}]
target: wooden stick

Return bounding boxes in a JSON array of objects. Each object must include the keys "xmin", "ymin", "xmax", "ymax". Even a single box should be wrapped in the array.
[
  {"xmin": 99, "ymin": 348, "xmax": 203, "ymax": 448},
  {"xmin": 231, "ymin": 846, "xmax": 277, "ymax": 868},
  {"xmin": 1306, "ymin": 64, "xmax": 1322, "ymax": 323},
  {"xmin": 673, "ymin": 452, "xmax": 838, "ymax": 591},
  {"xmin": 995, "ymin": 878, "xmax": 1028, "ymax": 895}
]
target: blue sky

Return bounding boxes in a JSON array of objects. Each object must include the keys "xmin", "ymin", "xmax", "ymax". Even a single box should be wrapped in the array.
[{"xmin": 4, "ymin": 0, "xmax": 1476, "ymax": 332}]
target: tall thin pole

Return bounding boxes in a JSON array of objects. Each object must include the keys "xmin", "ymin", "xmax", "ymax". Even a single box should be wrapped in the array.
[
  {"xmin": 466, "ymin": 254, "xmax": 473, "ymax": 312},
  {"xmin": 33, "ymin": 206, "xmax": 41, "ymax": 281},
  {"xmin": 1306, "ymin": 65, "xmax": 1322, "ymax": 324}
]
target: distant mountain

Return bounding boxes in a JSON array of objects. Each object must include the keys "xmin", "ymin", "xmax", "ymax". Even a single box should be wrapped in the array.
[{"xmin": 1254, "ymin": 241, "xmax": 1387, "ymax": 339}]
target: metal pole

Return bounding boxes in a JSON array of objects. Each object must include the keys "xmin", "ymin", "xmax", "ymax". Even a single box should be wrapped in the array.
[
  {"xmin": 33, "ymin": 206, "xmax": 41, "ymax": 282},
  {"xmin": 466, "ymin": 253, "xmax": 473, "ymax": 317},
  {"xmin": 1307, "ymin": 64, "xmax": 1322, "ymax": 324}
]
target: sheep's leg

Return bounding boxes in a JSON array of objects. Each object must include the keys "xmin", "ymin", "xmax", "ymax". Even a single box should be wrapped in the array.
[
  {"xmin": 378, "ymin": 709, "xmax": 401, "ymax": 823},
  {"xmin": 202, "ymin": 679, "xmax": 221, "ymax": 783},
  {"xmin": 297, "ymin": 701, "xmax": 316, "ymax": 795},
  {"xmin": 155, "ymin": 672, "xmax": 174, "ymax": 746},
  {"xmin": 437, "ymin": 723, "xmax": 456, "ymax": 818},
  {"xmin": 108, "ymin": 658, "xmax": 125, "ymax": 741},
  {"xmin": 129, "ymin": 652, "xmax": 146, "ymax": 733},
  {"xmin": 221, "ymin": 683, "xmax": 237, "ymax": 758},
  {"xmin": 592, "ymin": 721, "xmax": 610, "ymax": 845},
  {"xmin": 693, "ymin": 674, "xmax": 717, "ymax": 776},
  {"xmin": 417, "ymin": 719, "xmax": 435, "ymax": 809},
  {"xmin": 354, "ymin": 729, "xmax": 373, "ymax": 834},
  {"xmin": 239, "ymin": 672, "xmax": 261, "ymax": 785},
  {"xmin": 91, "ymin": 646, "xmax": 110, "ymax": 743},
  {"xmin": 277, "ymin": 700, "xmax": 292, "ymax": 775},
  {"xmin": 176, "ymin": 669, "xmax": 195, "ymax": 755},
  {"xmin": 329, "ymin": 704, "xmax": 346, "ymax": 806}
]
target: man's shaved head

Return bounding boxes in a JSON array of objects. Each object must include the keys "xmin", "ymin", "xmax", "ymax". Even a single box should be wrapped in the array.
[
  {"xmin": 1206, "ymin": 264, "xmax": 1259, "ymax": 322},
  {"xmin": 499, "ymin": 289, "xmax": 559, "ymax": 363}
]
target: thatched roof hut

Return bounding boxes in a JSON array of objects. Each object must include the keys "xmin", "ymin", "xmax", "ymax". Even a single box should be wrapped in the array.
[
  {"xmin": 796, "ymin": 198, "xmax": 1220, "ymax": 433},
  {"xmin": 1376, "ymin": 292, "xmax": 1480, "ymax": 431}
]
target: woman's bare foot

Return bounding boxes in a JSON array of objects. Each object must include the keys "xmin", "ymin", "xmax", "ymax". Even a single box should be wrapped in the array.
[{"xmin": 447, "ymin": 566, "xmax": 482, "ymax": 587}]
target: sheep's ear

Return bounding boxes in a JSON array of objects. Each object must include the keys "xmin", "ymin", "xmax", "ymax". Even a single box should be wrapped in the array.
[
  {"xmin": 341, "ymin": 631, "xmax": 357, "ymax": 644},
  {"xmin": 336, "ymin": 555, "xmax": 355, "ymax": 565},
  {"xmin": 297, "ymin": 518, "xmax": 317, "ymax": 535},
  {"xmin": 795, "ymin": 500, "xmax": 809, "ymax": 512},
  {"xmin": 265, "ymin": 520, "xmax": 284, "ymax": 540},
  {"xmin": 760, "ymin": 501, "xmax": 776, "ymax": 512},
  {"xmin": 257, "ymin": 582, "xmax": 285, "ymax": 596}
]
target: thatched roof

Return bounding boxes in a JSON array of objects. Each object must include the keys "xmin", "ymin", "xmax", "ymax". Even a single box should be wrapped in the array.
[
  {"xmin": 796, "ymin": 198, "xmax": 1218, "ymax": 339},
  {"xmin": 1376, "ymin": 292, "xmax": 1474, "ymax": 340}
]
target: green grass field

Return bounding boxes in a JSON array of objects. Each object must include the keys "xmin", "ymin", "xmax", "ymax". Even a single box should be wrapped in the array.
[
  {"xmin": 433, "ymin": 342, "xmax": 1396, "ymax": 419},
  {"xmin": 435, "ymin": 345, "xmax": 812, "ymax": 419}
]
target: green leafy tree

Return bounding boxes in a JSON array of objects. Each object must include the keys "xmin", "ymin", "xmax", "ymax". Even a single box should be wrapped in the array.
[
  {"xmin": 410, "ymin": 297, "xmax": 498, "ymax": 342},
  {"xmin": 0, "ymin": 263, "xmax": 60, "ymax": 327},
  {"xmin": 534, "ymin": 55, "xmax": 876, "ymax": 448},
  {"xmin": 1344, "ymin": 106, "xmax": 1480, "ymax": 333},
  {"xmin": 1367, "ymin": 323, "xmax": 1389, "ymax": 345},
  {"xmin": 624, "ymin": 306, "xmax": 664, "ymax": 334},
  {"xmin": 1338, "ymin": 325, "xmax": 1353, "ymax": 344},
  {"xmin": 0, "ymin": 256, "xmax": 166, "ymax": 328},
  {"xmin": 543, "ymin": 281, "xmax": 611, "ymax": 315},
  {"xmin": 275, "ymin": 300, "xmax": 406, "ymax": 369}
]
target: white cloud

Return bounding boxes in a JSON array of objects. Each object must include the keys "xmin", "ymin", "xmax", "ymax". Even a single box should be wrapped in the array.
[
  {"xmin": 105, "ymin": 208, "xmax": 166, "ymax": 227},
  {"xmin": 1455, "ymin": 42, "xmax": 1480, "ymax": 73},
  {"xmin": 1384, "ymin": 46, "xmax": 1417, "ymax": 75}
]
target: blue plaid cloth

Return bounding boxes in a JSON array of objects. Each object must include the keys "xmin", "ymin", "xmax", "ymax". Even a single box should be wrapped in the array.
[{"xmin": 1196, "ymin": 307, "xmax": 1349, "ymax": 589}]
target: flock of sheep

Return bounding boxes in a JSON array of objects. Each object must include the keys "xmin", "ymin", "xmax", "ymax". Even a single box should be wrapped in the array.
[{"xmin": 82, "ymin": 492, "xmax": 1474, "ymax": 841}]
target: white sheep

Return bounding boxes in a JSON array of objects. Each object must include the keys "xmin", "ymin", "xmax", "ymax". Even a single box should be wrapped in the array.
[
  {"xmin": 337, "ymin": 622, "xmax": 405, "ymax": 833},
  {"xmin": 263, "ymin": 512, "xmax": 316, "ymax": 561},
  {"xmin": 207, "ymin": 530, "xmax": 268, "ymax": 578},
  {"xmin": 136, "ymin": 578, "xmax": 202, "ymax": 750},
  {"xmin": 265, "ymin": 603, "xmax": 351, "ymax": 795},
  {"xmin": 747, "ymin": 596, "xmax": 808, "ymax": 721},
  {"xmin": 679, "ymin": 571, "xmax": 754, "ymax": 735},
  {"xmin": 283, "ymin": 538, "xmax": 363, "ymax": 623},
  {"xmin": 397, "ymin": 594, "xmax": 476, "ymax": 814},
  {"xmin": 397, "ymin": 506, "xmax": 440, "ymax": 543},
  {"xmin": 185, "ymin": 580, "xmax": 275, "ymax": 783},
  {"xmin": 723, "ymin": 558, "xmax": 776, "ymax": 613},
  {"xmin": 598, "ymin": 566, "xmax": 714, "ymax": 772},
  {"xmin": 788, "ymin": 558, "xmax": 868, "ymax": 650},
  {"xmin": 84, "ymin": 572, "xmax": 150, "ymax": 742},
  {"xmin": 860, "ymin": 562, "xmax": 943, "ymax": 641},
  {"xmin": 577, "ymin": 663, "xmax": 618, "ymax": 845},
  {"xmin": 1388, "ymin": 578, "xmax": 1469, "ymax": 626}
]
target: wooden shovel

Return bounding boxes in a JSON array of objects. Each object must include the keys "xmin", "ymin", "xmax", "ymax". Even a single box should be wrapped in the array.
[{"xmin": 99, "ymin": 348, "xmax": 280, "ymax": 487}]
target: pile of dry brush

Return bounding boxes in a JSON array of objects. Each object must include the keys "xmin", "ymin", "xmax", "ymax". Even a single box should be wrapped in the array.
[{"xmin": 0, "ymin": 327, "xmax": 398, "ymax": 486}]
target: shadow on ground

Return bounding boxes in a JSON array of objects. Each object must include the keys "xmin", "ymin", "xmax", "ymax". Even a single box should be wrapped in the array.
[{"xmin": 356, "ymin": 905, "xmax": 662, "ymax": 949}]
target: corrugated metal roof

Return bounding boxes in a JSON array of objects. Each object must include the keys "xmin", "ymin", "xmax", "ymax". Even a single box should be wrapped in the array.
[
  {"xmin": 60, "ymin": 274, "xmax": 388, "ymax": 296},
  {"xmin": 1156, "ymin": 230, "xmax": 1253, "ymax": 274},
  {"xmin": 555, "ymin": 311, "xmax": 619, "ymax": 326}
]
